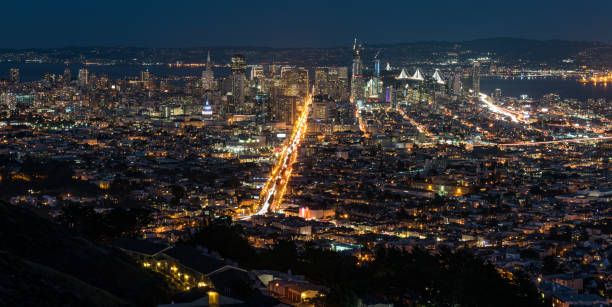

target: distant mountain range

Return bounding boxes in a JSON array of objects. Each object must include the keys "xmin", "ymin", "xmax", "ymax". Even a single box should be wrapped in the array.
[{"xmin": 0, "ymin": 38, "xmax": 610, "ymax": 68}]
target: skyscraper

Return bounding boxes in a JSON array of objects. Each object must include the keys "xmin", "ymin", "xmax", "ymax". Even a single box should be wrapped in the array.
[
  {"xmin": 230, "ymin": 74, "xmax": 246, "ymax": 112},
  {"xmin": 276, "ymin": 96, "xmax": 297, "ymax": 125},
  {"xmin": 334, "ymin": 66, "xmax": 349, "ymax": 101},
  {"xmin": 278, "ymin": 67, "xmax": 308, "ymax": 100},
  {"xmin": 201, "ymin": 51, "xmax": 215, "ymax": 90},
  {"xmin": 314, "ymin": 67, "xmax": 348, "ymax": 101},
  {"xmin": 231, "ymin": 54, "xmax": 246, "ymax": 75},
  {"xmin": 314, "ymin": 68, "xmax": 328, "ymax": 96},
  {"xmin": 368, "ymin": 52, "xmax": 383, "ymax": 99},
  {"xmin": 351, "ymin": 39, "xmax": 362, "ymax": 77},
  {"xmin": 295, "ymin": 67, "xmax": 309, "ymax": 99},
  {"xmin": 230, "ymin": 54, "xmax": 247, "ymax": 112},
  {"xmin": 63, "ymin": 68, "xmax": 71, "ymax": 84},
  {"xmin": 350, "ymin": 38, "xmax": 365, "ymax": 103},
  {"xmin": 141, "ymin": 70, "xmax": 154, "ymax": 90},
  {"xmin": 9, "ymin": 68, "xmax": 19, "ymax": 83},
  {"xmin": 78, "ymin": 68, "xmax": 89, "ymax": 86},
  {"xmin": 452, "ymin": 69, "xmax": 462, "ymax": 95},
  {"xmin": 471, "ymin": 61, "xmax": 480, "ymax": 96},
  {"xmin": 374, "ymin": 57, "xmax": 381, "ymax": 78},
  {"xmin": 141, "ymin": 70, "xmax": 151, "ymax": 82},
  {"xmin": 250, "ymin": 65, "xmax": 264, "ymax": 80}
]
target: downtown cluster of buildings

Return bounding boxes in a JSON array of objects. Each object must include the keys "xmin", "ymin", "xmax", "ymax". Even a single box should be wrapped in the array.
[{"xmin": 1, "ymin": 41, "xmax": 611, "ymax": 306}]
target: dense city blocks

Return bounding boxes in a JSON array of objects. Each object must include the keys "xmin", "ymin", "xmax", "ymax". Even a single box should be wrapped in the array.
[{"xmin": 1, "ymin": 2, "xmax": 612, "ymax": 307}]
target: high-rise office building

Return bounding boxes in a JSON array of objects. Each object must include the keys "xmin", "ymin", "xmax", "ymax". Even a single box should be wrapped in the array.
[
  {"xmin": 9, "ymin": 68, "xmax": 19, "ymax": 83},
  {"xmin": 367, "ymin": 55, "xmax": 383, "ymax": 99},
  {"xmin": 494, "ymin": 88, "xmax": 502, "ymax": 100},
  {"xmin": 141, "ymin": 70, "xmax": 151, "ymax": 82},
  {"xmin": 365, "ymin": 78, "xmax": 383, "ymax": 99},
  {"xmin": 140, "ymin": 70, "xmax": 154, "ymax": 90},
  {"xmin": 231, "ymin": 54, "xmax": 246, "ymax": 75},
  {"xmin": 350, "ymin": 39, "xmax": 365, "ymax": 102},
  {"xmin": 78, "ymin": 68, "xmax": 89, "ymax": 86},
  {"xmin": 312, "ymin": 94, "xmax": 332, "ymax": 121},
  {"xmin": 334, "ymin": 66, "xmax": 349, "ymax": 101},
  {"xmin": 270, "ymin": 95, "xmax": 297, "ymax": 125},
  {"xmin": 351, "ymin": 39, "xmax": 363, "ymax": 78},
  {"xmin": 231, "ymin": 74, "xmax": 246, "ymax": 111},
  {"xmin": 229, "ymin": 54, "xmax": 247, "ymax": 112},
  {"xmin": 63, "ymin": 68, "xmax": 71, "ymax": 84},
  {"xmin": 280, "ymin": 66, "xmax": 294, "ymax": 78},
  {"xmin": 201, "ymin": 51, "xmax": 215, "ymax": 90},
  {"xmin": 296, "ymin": 67, "xmax": 309, "ymax": 98},
  {"xmin": 314, "ymin": 68, "xmax": 328, "ymax": 95},
  {"xmin": 314, "ymin": 67, "xmax": 348, "ymax": 101},
  {"xmin": 250, "ymin": 65, "xmax": 264, "ymax": 80},
  {"xmin": 452, "ymin": 69, "xmax": 462, "ymax": 95},
  {"xmin": 314, "ymin": 66, "xmax": 348, "ymax": 101},
  {"xmin": 269, "ymin": 64, "xmax": 281, "ymax": 77},
  {"xmin": 254, "ymin": 92, "xmax": 272, "ymax": 123},
  {"xmin": 280, "ymin": 67, "xmax": 308, "ymax": 99},
  {"xmin": 385, "ymin": 85, "xmax": 394, "ymax": 103},
  {"xmin": 471, "ymin": 61, "xmax": 480, "ymax": 96},
  {"xmin": 374, "ymin": 58, "xmax": 381, "ymax": 78}
]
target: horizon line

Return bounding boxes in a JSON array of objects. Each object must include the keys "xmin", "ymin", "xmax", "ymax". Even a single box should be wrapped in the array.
[{"xmin": 0, "ymin": 37, "xmax": 609, "ymax": 51}]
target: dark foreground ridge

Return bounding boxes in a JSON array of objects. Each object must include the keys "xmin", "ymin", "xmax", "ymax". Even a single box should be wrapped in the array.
[{"xmin": 0, "ymin": 201, "xmax": 172, "ymax": 307}]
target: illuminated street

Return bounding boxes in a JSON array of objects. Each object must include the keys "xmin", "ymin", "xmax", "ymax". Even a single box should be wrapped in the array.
[
  {"xmin": 478, "ymin": 93, "xmax": 523, "ymax": 123},
  {"xmin": 245, "ymin": 93, "xmax": 313, "ymax": 218}
]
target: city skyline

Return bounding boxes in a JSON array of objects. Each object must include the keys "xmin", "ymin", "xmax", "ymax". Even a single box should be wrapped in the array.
[{"xmin": 1, "ymin": 2, "xmax": 611, "ymax": 307}]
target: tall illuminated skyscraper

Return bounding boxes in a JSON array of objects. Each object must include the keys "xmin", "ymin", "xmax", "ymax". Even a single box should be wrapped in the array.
[
  {"xmin": 314, "ymin": 68, "xmax": 328, "ymax": 95},
  {"xmin": 350, "ymin": 38, "xmax": 365, "ymax": 103},
  {"xmin": 250, "ymin": 65, "xmax": 264, "ymax": 80},
  {"xmin": 231, "ymin": 54, "xmax": 246, "ymax": 75},
  {"xmin": 314, "ymin": 67, "xmax": 348, "ymax": 101},
  {"xmin": 373, "ymin": 53, "xmax": 381, "ymax": 78},
  {"xmin": 351, "ymin": 39, "xmax": 363, "ymax": 78},
  {"xmin": 78, "ymin": 68, "xmax": 89, "ymax": 86},
  {"xmin": 452, "ymin": 68, "xmax": 462, "ymax": 95},
  {"xmin": 368, "ymin": 52, "xmax": 382, "ymax": 99},
  {"xmin": 230, "ymin": 54, "xmax": 247, "ymax": 112},
  {"xmin": 201, "ymin": 50, "xmax": 214, "ymax": 90},
  {"xmin": 280, "ymin": 67, "xmax": 308, "ymax": 98},
  {"xmin": 141, "ymin": 70, "xmax": 151, "ymax": 82},
  {"xmin": 471, "ymin": 61, "xmax": 480, "ymax": 96}
]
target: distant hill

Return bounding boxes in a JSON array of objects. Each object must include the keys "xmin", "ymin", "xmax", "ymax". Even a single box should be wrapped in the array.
[
  {"xmin": 0, "ymin": 38, "xmax": 610, "ymax": 68},
  {"xmin": 0, "ymin": 202, "xmax": 173, "ymax": 307},
  {"xmin": 369, "ymin": 37, "xmax": 610, "ymax": 62}
]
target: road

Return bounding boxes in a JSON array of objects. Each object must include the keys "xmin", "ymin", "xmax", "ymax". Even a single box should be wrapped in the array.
[
  {"xmin": 478, "ymin": 93, "xmax": 524, "ymax": 123},
  {"xmin": 241, "ymin": 93, "xmax": 313, "ymax": 219},
  {"xmin": 497, "ymin": 136, "xmax": 612, "ymax": 146}
]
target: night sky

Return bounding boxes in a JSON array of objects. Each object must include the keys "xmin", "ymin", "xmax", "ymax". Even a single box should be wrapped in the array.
[{"xmin": 3, "ymin": 0, "xmax": 611, "ymax": 48}]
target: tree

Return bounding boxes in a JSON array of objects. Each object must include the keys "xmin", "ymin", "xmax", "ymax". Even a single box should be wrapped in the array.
[
  {"xmin": 324, "ymin": 286, "xmax": 359, "ymax": 307},
  {"xmin": 58, "ymin": 204, "xmax": 151, "ymax": 241},
  {"xmin": 542, "ymin": 255, "xmax": 561, "ymax": 274},
  {"xmin": 170, "ymin": 185, "xmax": 186, "ymax": 206},
  {"xmin": 520, "ymin": 249, "xmax": 540, "ymax": 260}
]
